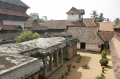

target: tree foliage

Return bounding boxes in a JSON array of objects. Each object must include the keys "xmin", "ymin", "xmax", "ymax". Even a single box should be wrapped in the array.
[
  {"xmin": 114, "ymin": 18, "xmax": 120, "ymax": 24},
  {"xmin": 96, "ymin": 75, "xmax": 105, "ymax": 79},
  {"xmin": 91, "ymin": 11, "xmax": 106, "ymax": 22},
  {"xmin": 16, "ymin": 29, "xmax": 40, "ymax": 43},
  {"xmin": 100, "ymin": 58, "xmax": 108, "ymax": 66},
  {"xmin": 29, "ymin": 13, "xmax": 45, "ymax": 23}
]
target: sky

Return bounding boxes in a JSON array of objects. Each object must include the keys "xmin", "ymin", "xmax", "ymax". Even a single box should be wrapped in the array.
[{"xmin": 21, "ymin": 0, "xmax": 120, "ymax": 21}]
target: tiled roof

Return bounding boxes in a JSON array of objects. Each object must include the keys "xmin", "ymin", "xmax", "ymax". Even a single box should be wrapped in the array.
[
  {"xmin": 66, "ymin": 7, "xmax": 85, "ymax": 14},
  {"xmin": 83, "ymin": 18, "xmax": 97, "ymax": 27},
  {"xmin": 0, "ymin": 25, "xmax": 16, "ymax": 30},
  {"xmin": 0, "ymin": 0, "xmax": 29, "ymax": 8},
  {"xmin": 66, "ymin": 21, "xmax": 86, "ymax": 27},
  {"xmin": 98, "ymin": 22, "xmax": 115, "ymax": 31},
  {"xmin": 41, "ymin": 20, "xmax": 66, "ymax": 29},
  {"xmin": 0, "ymin": 9, "xmax": 29, "ymax": 17},
  {"xmin": 25, "ymin": 18, "xmax": 47, "ymax": 30},
  {"xmin": 67, "ymin": 27, "xmax": 103, "ymax": 44},
  {"xmin": 98, "ymin": 31, "xmax": 114, "ymax": 41},
  {"xmin": 41, "ymin": 18, "xmax": 97, "ymax": 29},
  {"xmin": 0, "ymin": 31, "xmax": 21, "ymax": 41}
]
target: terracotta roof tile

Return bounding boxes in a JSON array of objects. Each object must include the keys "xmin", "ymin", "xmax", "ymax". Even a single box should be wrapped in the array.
[
  {"xmin": 66, "ymin": 7, "xmax": 85, "ymax": 14},
  {"xmin": 25, "ymin": 18, "xmax": 47, "ymax": 30},
  {"xmin": 98, "ymin": 22, "xmax": 115, "ymax": 31},
  {"xmin": 66, "ymin": 21, "xmax": 86, "ymax": 27},
  {"xmin": 67, "ymin": 27, "xmax": 103, "ymax": 44},
  {"xmin": 41, "ymin": 20, "xmax": 66, "ymax": 29},
  {"xmin": 83, "ymin": 18, "xmax": 97, "ymax": 27},
  {"xmin": 0, "ymin": 9, "xmax": 29, "ymax": 17},
  {"xmin": 0, "ymin": 0, "xmax": 29, "ymax": 8},
  {"xmin": 98, "ymin": 31, "xmax": 114, "ymax": 41}
]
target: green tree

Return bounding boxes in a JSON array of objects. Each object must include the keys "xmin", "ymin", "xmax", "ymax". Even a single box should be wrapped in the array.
[
  {"xmin": 114, "ymin": 18, "xmax": 120, "ymax": 24},
  {"xmin": 30, "ymin": 13, "xmax": 45, "ymax": 23},
  {"xmin": 98, "ymin": 13, "xmax": 105, "ymax": 22},
  {"xmin": 90, "ymin": 10, "xmax": 99, "ymax": 22},
  {"xmin": 16, "ymin": 29, "xmax": 40, "ymax": 43},
  {"xmin": 91, "ymin": 11, "xmax": 106, "ymax": 22}
]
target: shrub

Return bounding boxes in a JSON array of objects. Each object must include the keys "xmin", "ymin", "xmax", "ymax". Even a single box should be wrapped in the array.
[
  {"xmin": 101, "ymin": 50, "xmax": 107, "ymax": 58},
  {"xmin": 96, "ymin": 74, "xmax": 105, "ymax": 79},
  {"xmin": 16, "ymin": 29, "xmax": 40, "ymax": 43},
  {"xmin": 100, "ymin": 58, "xmax": 108, "ymax": 66},
  {"xmin": 96, "ymin": 76, "xmax": 105, "ymax": 79}
]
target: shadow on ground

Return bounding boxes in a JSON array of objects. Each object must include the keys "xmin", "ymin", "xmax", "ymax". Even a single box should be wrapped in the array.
[{"xmin": 48, "ymin": 54, "xmax": 91, "ymax": 79}]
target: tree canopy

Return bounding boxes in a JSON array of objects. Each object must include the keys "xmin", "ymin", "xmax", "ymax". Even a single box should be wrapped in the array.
[
  {"xmin": 90, "ymin": 10, "xmax": 106, "ymax": 22},
  {"xmin": 16, "ymin": 29, "xmax": 40, "ymax": 43},
  {"xmin": 29, "ymin": 13, "xmax": 45, "ymax": 23},
  {"xmin": 114, "ymin": 18, "xmax": 120, "ymax": 24}
]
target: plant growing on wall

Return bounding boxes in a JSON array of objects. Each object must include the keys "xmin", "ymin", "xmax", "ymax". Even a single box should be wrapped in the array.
[{"xmin": 16, "ymin": 29, "xmax": 40, "ymax": 43}]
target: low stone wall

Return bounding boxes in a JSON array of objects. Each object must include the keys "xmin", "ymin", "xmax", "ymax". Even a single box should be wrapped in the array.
[{"xmin": 109, "ymin": 39, "xmax": 120, "ymax": 79}]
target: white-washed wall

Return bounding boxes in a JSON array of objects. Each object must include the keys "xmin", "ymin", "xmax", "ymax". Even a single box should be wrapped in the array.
[
  {"xmin": 2, "ymin": 20, "xmax": 24, "ymax": 28},
  {"xmin": 67, "ymin": 14, "xmax": 81, "ymax": 21},
  {"xmin": 0, "ymin": 59, "xmax": 41, "ymax": 79},
  {"xmin": 86, "ymin": 43, "xmax": 100, "ymax": 51}
]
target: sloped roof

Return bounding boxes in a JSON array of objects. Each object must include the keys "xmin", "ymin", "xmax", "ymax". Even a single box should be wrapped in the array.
[
  {"xmin": 0, "ymin": 0, "xmax": 29, "ymax": 8},
  {"xmin": 67, "ymin": 27, "xmax": 103, "ymax": 44},
  {"xmin": 41, "ymin": 20, "xmax": 66, "ymax": 29},
  {"xmin": 41, "ymin": 18, "xmax": 97, "ymax": 29},
  {"xmin": 0, "ymin": 31, "xmax": 21, "ymax": 41},
  {"xmin": 0, "ymin": 9, "xmax": 29, "ymax": 17},
  {"xmin": 0, "ymin": 52, "xmax": 41, "ymax": 78},
  {"xmin": 98, "ymin": 22, "xmax": 115, "ymax": 31},
  {"xmin": 66, "ymin": 7, "xmax": 85, "ymax": 15},
  {"xmin": 25, "ymin": 18, "xmax": 47, "ymax": 30},
  {"xmin": 66, "ymin": 21, "xmax": 86, "ymax": 27},
  {"xmin": 83, "ymin": 18, "xmax": 97, "ymax": 27},
  {"xmin": 0, "ymin": 25, "xmax": 16, "ymax": 30},
  {"xmin": 98, "ymin": 31, "xmax": 114, "ymax": 41}
]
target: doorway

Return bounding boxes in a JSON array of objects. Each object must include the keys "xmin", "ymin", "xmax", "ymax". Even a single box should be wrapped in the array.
[{"xmin": 80, "ymin": 42, "xmax": 86, "ymax": 49}]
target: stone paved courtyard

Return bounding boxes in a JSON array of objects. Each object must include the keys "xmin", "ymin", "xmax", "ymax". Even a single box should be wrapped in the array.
[{"xmin": 48, "ymin": 50, "xmax": 114, "ymax": 79}]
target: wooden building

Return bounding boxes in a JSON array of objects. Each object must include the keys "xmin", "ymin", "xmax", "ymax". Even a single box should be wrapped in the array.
[
  {"xmin": 0, "ymin": 0, "xmax": 29, "ymax": 41},
  {"xmin": 24, "ymin": 18, "xmax": 48, "ymax": 36}
]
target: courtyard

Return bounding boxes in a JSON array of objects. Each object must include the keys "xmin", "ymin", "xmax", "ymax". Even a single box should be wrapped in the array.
[{"xmin": 48, "ymin": 50, "xmax": 114, "ymax": 79}]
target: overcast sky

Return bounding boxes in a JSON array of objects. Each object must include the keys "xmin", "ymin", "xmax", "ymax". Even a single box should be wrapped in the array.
[{"xmin": 21, "ymin": 0, "xmax": 120, "ymax": 21}]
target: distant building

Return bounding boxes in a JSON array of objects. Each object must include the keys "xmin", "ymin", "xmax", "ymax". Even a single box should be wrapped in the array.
[
  {"xmin": 42, "ymin": 16, "xmax": 48, "ymax": 21},
  {"xmin": 41, "ymin": 7, "xmax": 104, "ymax": 51}
]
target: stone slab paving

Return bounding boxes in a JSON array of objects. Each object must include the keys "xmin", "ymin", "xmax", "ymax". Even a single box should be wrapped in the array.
[{"xmin": 48, "ymin": 50, "xmax": 114, "ymax": 79}]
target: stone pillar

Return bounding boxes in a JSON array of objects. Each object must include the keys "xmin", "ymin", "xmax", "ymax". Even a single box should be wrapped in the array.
[
  {"xmin": 42, "ymin": 56, "xmax": 47, "ymax": 76},
  {"xmin": 55, "ymin": 52, "xmax": 58, "ymax": 67},
  {"xmin": 50, "ymin": 55, "xmax": 53, "ymax": 71},
  {"xmin": 60, "ymin": 49, "xmax": 63, "ymax": 63}
]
